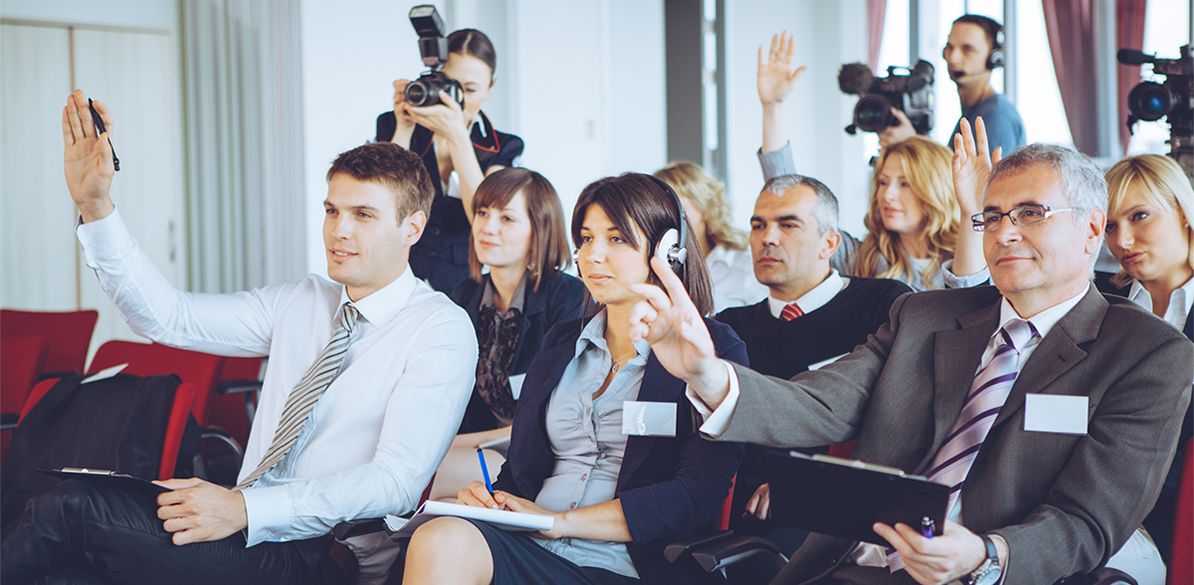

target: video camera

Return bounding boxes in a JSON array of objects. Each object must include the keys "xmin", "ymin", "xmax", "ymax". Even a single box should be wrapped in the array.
[
  {"xmin": 404, "ymin": 5, "xmax": 465, "ymax": 108},
  {"xmin": 1118, "ymin": 44, "xmax": 1193, "ymax": 177},
  {"xmin": 839, "ymin": 60, "xmax": 936, "ymax": 136}
]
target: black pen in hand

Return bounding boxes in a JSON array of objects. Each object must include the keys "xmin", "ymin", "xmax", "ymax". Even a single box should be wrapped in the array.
[{"xmin": 88, "ymin": 98, "xmax": 120, "ymax": 172}]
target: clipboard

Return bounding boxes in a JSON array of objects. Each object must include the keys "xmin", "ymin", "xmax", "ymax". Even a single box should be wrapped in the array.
[
  {"xmin": 40, "ymin": 467, "xmax": 168, "ymax": 495},
  {"xmin": 768, "ymin": 451, "xmax": 948, "ymax": 545}
]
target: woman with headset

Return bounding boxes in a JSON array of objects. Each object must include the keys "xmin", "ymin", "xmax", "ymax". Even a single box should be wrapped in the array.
[
  {"xmin": 401, "ymin": 173, "xmax": 748, "ymax": 585},
  {"xmin": 377, "ymin": 28, "xmax": 524, "ymax": 293}
]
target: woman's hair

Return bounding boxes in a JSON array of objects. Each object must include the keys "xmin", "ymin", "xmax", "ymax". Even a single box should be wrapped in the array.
[
  {"xmin": 468, "ymin": 168, "xmax": 571, "ymax": 291},
  {"xmin": 654, "ymin": 161, "xmax": 748, "ymax": 252},
  {"xmin": 1104, "ymin": 154, "xmax": 1194, "ymax": 288},
  {"xmin": 448, "ymin": 29, "xmax": 497, "ymax": 80},
  {"xmin": 855, "ymin": 137, "xmax": 959, "ymax": 288},
  {"xmin": 571, "ymin": 173, "xmax": 715, "ymax": 316}
]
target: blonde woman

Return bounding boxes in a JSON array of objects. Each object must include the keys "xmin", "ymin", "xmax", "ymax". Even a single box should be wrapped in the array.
[
  {"xmin": 655, "ymin": 161, "xmax": 767, "ymax": 311},
  {"xmin": 1100, "ymin": 154, "xmax": 1193, "ymax": 565}
]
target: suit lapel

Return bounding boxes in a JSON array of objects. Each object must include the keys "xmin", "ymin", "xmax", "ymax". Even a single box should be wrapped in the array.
[
  {"xmin": 616, "ymin": 352, "xmax": 682, "ymax": 491},
  {"xmin": 923, "ymin": 302, "xmax": 1000, "ymax": 471},
  {"xmin": 991, "ymin": 287, "xmax": 1106, "ymax": 430}
]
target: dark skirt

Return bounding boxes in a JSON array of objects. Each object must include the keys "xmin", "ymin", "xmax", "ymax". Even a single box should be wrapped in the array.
[{"xmin": 461, "ymin": 518, "xmax": 639, "ymax": 585}]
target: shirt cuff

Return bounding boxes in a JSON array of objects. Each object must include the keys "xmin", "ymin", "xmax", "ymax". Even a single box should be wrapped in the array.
[
  {"xmin": 240, "ymin": 484, "xmax": 293, "ymax": 546},
  {"xmin": 75, "ymin": 207, "xmax": 136, "ymax": 269},
  {"xmin": 941, "ymin": 259, "xmax": 990, "ymax": 289},
  {"xmin": 684, "ymin": 360, "xmax": 740, "ymax": 438}
]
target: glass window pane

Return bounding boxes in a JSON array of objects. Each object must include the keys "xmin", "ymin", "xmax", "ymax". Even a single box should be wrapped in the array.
[{"xmin": 1013, "ymin": 0, "xmax": 1073, "ymax": 148}]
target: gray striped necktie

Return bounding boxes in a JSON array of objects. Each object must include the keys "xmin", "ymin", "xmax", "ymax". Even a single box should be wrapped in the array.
[
  {"xmin": 887, "ymin": 318, "xmax": 1038, "ymax": 572},
  {"xmin": 236, "ymin": 303, "xmax": 361, "ymax": 490}
]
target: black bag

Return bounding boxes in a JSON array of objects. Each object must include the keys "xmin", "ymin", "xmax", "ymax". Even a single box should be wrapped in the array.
[{"xmin": 1, "ymin": 373, "xmax": 199, "ymax": 526}]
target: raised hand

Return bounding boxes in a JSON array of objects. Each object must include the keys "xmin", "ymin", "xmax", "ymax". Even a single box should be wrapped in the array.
[
  {"xmin": 628, "ymin": 257, "xmax": 729, "ymax": 408},
  {"xmin": 952, "ymin": 116, "xmax": 1002, "ymax": 217},
  {"xmin": 757, "ymin": 32, "xmax": 807, "ymax": 106},
  {"xmin": 390, "ymin": 79, "xmax": 416, "ymax": 145},
  {"xmin": 62, "ymin": 89, "xmax": 116, "ymax": 222}
]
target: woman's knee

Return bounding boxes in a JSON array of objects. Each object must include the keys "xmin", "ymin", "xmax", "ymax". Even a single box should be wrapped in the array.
[{"xmin": 405, "ymin": 518, "xmax": 492, "ymax": 576}]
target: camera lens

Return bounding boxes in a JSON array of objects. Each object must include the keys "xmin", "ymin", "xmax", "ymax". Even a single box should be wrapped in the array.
[
  {"xmin": 1128, "ymin": 81, "xmax": 1176, "ymax": 122},
  {"xmin": 854, "ymin": 96, "xmax": 892, "ymax": 133},
  {"xmin": 405, "ymin": 82, "xmax": 430, "ymax": 107}
]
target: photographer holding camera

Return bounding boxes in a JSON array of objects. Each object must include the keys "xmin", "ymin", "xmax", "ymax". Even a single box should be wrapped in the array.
[
  {"xmin": 883, "ymin": 14, "xmax": 1026, "ymax": 154},
  {"xmin": 376, "ymin": 10, "xmax": 524, "ymax": 294}
]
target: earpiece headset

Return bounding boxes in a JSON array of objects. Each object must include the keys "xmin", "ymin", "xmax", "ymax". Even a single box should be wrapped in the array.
[
  {"xmin": 644, "ymin": 174, "xmax": 689, "ymax": 277},
  {"xmin": 946, "ymin": 15, "xmax": 1005, "ymax": 73},
  {"xmin": 571, "ymin": 174, "xmax": 689, "ymax": 278}
]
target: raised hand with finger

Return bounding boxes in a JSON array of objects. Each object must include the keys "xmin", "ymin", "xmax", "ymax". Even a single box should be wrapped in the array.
[
  {"xmin": 950, "ymin": 116, "xmax": 1001, "ymax": 277},
  {"xmin": 62, "ymin": 89, "xmax": 116, "ymax": 222},
  {"xmin": 757, "ymin": 31, "xmax": 807, "ymax": 106}
]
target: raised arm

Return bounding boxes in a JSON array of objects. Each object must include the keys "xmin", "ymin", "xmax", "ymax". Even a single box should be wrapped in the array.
[{"xmin": 950, "ymin": 116, "xmax": 1000, "ymax": 278}]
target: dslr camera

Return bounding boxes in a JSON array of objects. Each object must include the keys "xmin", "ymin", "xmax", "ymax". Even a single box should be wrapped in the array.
[
  {"xmin": 404, "ymin": 5, "xmax": 465, "ymax": 108},
  {"xmin": 1119, "ymin": 44, "xmax": 1193, "ymax": 177},
  {"xmin": 839, "ymin": 60, "xmax": 936, "ymax": 136}
]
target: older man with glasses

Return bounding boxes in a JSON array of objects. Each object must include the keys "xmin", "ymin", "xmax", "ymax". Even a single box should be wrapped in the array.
[{"xmin": 628, "ymin": 143, "xmax": 1191, "ymax": 585}]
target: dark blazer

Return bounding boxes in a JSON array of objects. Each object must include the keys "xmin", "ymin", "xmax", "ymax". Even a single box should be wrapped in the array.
[
  {"xmin": 717, "ymin": 286, "xmax": 1193, "ymax": 584},
  {"xmin": 374, "ymin": 110, "xmax": 525, "ymax": 294},
  {"xmin": 492, "ymin": 317, "xmax": 748, "ymax": 583},
  {"xmin": 1094, "ymin": 270, "xmax": 1193, "ymax": 558},
  {"xmin": 449, "ymin": 271, "xmax": 587, "ymax": 433}
]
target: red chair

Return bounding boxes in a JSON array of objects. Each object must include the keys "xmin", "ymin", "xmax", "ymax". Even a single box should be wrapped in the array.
[
  {"xmin": 1169, "ymin": 437, "xmax": 1193, "ymax": 585},
  {"xmin": 209, "ymin": 356, "xmax": 265, "ymax": 446},
  {"xmin": 88, "ymin": 341, "xmax": 243, "ymax": 477},
  {"xmin": 0, "ymin": 309, "xmax": 98, "ymax": 378},
  {"xmin": 0, "ymin": 336, "xmax": 49, "ymax": 457},
  {"xmin": 18, "ymin": 377, "xmax": 197, "ymax": 480}
]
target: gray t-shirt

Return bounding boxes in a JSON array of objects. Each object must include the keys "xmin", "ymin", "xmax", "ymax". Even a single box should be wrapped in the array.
[{"xmin": 950, "ymin": 93, "xmax": 1026, "ymax": 156}]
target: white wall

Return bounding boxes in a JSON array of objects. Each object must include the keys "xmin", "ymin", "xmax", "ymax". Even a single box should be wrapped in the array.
[
  {"xmin": 298, "ymin": 0, "xmax": 440, "ymax": 276},
  {"xmin": 723, "ymin": 0, "xmax": 870, "ymax": 237},
  {"xmin": 0, "ymin": 0, "xmax": 177, "ymax": 32}
]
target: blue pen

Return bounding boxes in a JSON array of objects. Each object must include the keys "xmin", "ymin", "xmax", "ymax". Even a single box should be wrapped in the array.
[
  {"xmin": 477, "ymin": 448, "xmax": 495, "ymax": 495},
  {"xmin": 921, "ymin": 516, "xmax": 936, "ymax": 539}
]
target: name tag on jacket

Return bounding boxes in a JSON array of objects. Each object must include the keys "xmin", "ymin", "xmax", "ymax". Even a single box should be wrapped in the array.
[
  {"xmin": 1023, "ymin": 394, "xmax": 1089, "ymax": 435},
  {"xmin": 622, "ymin": 401, "xmax": 677, "ymax": 437}
]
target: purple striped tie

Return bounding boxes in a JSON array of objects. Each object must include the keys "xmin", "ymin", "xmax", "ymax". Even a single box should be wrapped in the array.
[{"xmin": 887, "ymin": 318, "xmax": 1038, "ymax": 572}]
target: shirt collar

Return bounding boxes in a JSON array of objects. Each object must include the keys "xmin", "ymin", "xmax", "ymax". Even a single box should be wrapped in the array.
[
  {"xmin": 481, "ymin": 275, "xmax": 527, "ymax": 312},
  {"xmin": 1127, "ymin": 276, "xmax": 1194, "ymax": 316},
  {"xmin": 574, "ymin": 309, "xmax": 651, "ymax": 359},
  {"xmin": 337, "ymin": 268, "xmax": 418, "ymax": 328},
  {"xmin": 767, "ymin": 270, "xmax": 846, "ymax": 319},
  {"xmin": 996, "ymin": 283, "xmax": 1090, "ymax": 343}
]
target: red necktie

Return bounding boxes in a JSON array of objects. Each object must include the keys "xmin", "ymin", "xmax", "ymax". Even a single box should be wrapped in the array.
[{"xmin": 780, "ymin": 302, "xmax": 804, "ymax": 321}]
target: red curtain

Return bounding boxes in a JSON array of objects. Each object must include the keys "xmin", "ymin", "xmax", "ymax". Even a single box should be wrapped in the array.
[
  {"xmin": 1042, "ymin": 0, "xmax": 1100, "ymax": 155},
  {"xmin": 868, "ymin": 0, "xmax": 888, "ymax": 71},
  {"xmin": 1116, "ymin": 0, "xmax": 1148, "ymax": 152}
]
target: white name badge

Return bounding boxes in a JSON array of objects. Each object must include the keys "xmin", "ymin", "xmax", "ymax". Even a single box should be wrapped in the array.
[
  {"xmin": 808, "ymin": 353, "xmax": 847, "ymax": 371},
  {"xmin": 508, "ymin": 374, "xmax": 526, "ymax": 400},
  {"xmin": 622, "ymin": 401, "xmax": 677, "ymax": 437},
  {"xmin": 1024, "ymin": 394, "xmax": 1089, "ymax": 435}
]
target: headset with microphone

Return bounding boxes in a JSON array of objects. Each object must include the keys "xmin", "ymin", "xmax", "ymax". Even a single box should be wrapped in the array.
[
  {"xmin": 572, "ymin": 174, "xmax": 690, "ymax": 278},
  {"xmin": 946, "ymin": 15, "xmax": 1005, "ymax": 82}
]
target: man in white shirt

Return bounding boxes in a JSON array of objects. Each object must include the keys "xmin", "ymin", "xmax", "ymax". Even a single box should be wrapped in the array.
[
  {"xmin": 627, "ymin": 144, "xmax": 1190, "ymax": 584},
  {"xmin": 2, "ymin": 90, "xmax": 477, "ymax": 584}
]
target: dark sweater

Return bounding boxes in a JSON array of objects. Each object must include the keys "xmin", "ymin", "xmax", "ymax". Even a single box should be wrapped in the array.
[{"xmin": 716, "ymin": 276, "xmax": 912, "ymax": 381}]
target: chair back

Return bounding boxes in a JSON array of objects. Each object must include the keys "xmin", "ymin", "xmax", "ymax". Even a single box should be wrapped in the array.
[
  {"xmin": 1170, "ymin": 437, "xmax": 1193, "ymax": 585},
  {"xmin": 0, "ymin": 309, "xmax": 98, "ymax": 377},
  {"xmin": 88, "ymin": 341, "xmax": 223, "ymax": 426},
  {"xmin": 209, "ymin": 356, "xmax": 264, "ymax": 444},
  {"xmin": 2, "ymin": 337, "xmax": 47, "ymax": 414}
]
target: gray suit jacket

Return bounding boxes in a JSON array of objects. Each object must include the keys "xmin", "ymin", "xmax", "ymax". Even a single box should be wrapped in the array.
[{"xmin": 716, "ymin": 285, "xmax": 1192, "ymax": 584}]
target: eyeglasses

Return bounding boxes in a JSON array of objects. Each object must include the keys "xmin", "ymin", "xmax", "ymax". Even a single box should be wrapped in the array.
[{"xmin": 970, "ymin": 204, "xmax": 1078, "ymax": 232}]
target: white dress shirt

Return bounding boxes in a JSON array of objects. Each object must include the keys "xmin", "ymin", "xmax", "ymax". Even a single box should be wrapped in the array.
[
  {"xmin": 77, "ymin": 209, "xmax": 478, "ymax": 546},
  {"xmin": 706, "ymin": 245, "xmax": 768, "ymax": 313},
  {"xmin": 765, "ymin": 270, "xmax": 849, "ymax": 319},
  {"xmin": 1126, "ymin": 277, "xmax": 1194, "ymax": 330}
]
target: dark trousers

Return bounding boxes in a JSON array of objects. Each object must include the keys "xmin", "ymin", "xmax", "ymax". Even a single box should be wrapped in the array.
[{"xmin": 2, "ymin": 480, "xmax": 328, "ymax": 585}]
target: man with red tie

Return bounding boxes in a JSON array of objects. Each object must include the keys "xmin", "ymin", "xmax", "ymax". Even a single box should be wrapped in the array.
[
  {"xmin": 631, "ymin": 144, "xmax": 1190, "ymax": 584},
  {"xmin": 713, "ymin": 173, "xmax": 910, "ymax": 548}
]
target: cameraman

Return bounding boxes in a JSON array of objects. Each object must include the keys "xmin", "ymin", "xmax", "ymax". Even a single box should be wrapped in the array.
[
  {"xmin": 882, "ymin": 14, "xmax": 1026, "ymax": 154},
  {"xmin": 376, "ymin": 28, "xmax": 524, "ymax": 294}
]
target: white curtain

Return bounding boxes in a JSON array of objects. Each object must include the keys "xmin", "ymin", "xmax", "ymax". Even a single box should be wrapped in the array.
[{"xmin": 181, "ymin": 0, "xmax": 307, "ymax": 292}]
